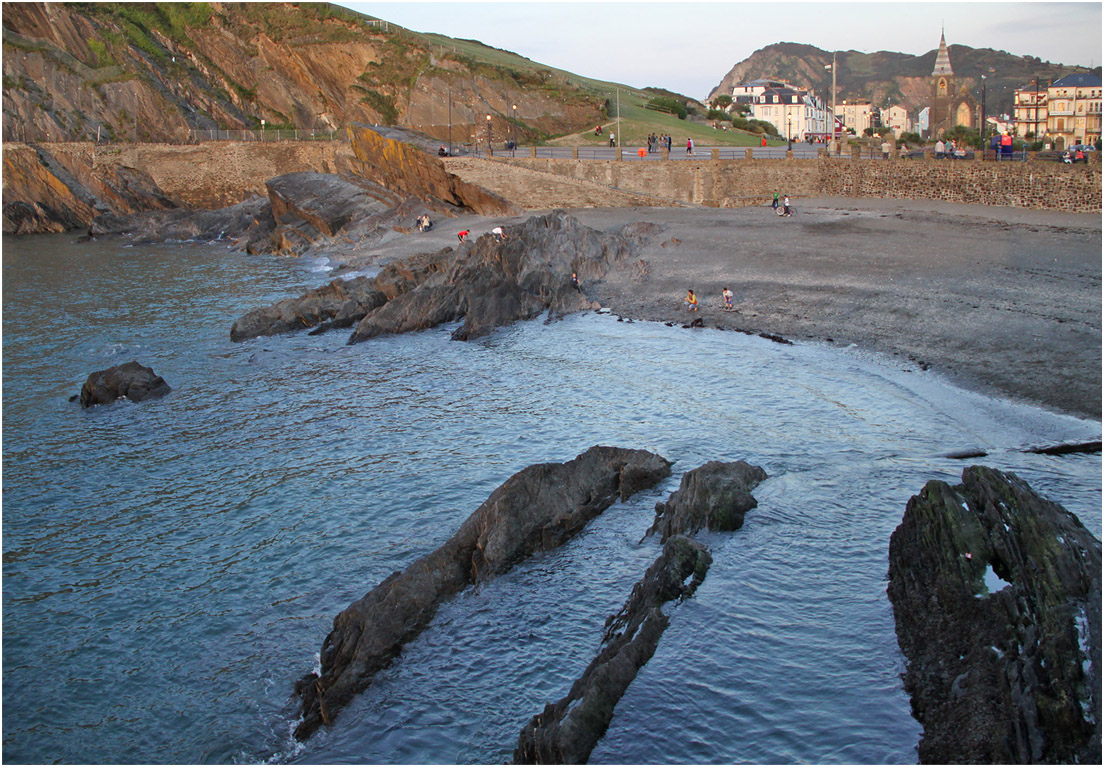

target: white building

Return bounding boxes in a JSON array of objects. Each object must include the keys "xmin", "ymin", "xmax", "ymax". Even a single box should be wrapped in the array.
[
  {"xmin": 837, "ymin": 101, "xmax": 874, "ymax": 135},
  {"xmin": 882, "ymin": 105, "xmax": 913, "ymax": 137},
  {"xmin": 747, "ymin": 84, "xmax": 830, "ymax": 141},
  {"xmin": 917, "ymin": 107, "xmax": 930, "ymax": 136}
]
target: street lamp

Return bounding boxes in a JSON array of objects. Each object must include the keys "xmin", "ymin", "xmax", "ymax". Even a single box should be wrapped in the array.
[
  {"xmin": 486, "ymin": 114, "xmax": 492, "ymax": 156},
  {"xmin": 260, "ymin": 118, "xmax": 265, "ymax": 141},
  {"xmin": 787, "ymin": 114, "xmax": 792, "ymax": 151},
  {"xmin": 512, "ymin": 104, "xmax": 517, "ymax": 157},
  {"xmin": 981, "ymin": 74, "xmax": 987, "ymax": 154}
]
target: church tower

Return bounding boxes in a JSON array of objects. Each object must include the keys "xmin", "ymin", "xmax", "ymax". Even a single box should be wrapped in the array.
[{"xmin": 930, "ymin": 28, "xmax": 955, "ymax": 137}]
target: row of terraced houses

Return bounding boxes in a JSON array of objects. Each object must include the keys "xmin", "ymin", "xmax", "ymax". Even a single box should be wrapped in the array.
[{"xmin": 727, "ymin": 30, "xmax": 1101, "ymax": 150}]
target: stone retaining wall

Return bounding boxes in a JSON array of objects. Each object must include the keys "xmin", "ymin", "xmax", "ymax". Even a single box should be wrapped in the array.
[{"xmin": 498, "ymin": 157, "xmax": 1102, "ymax": 213}]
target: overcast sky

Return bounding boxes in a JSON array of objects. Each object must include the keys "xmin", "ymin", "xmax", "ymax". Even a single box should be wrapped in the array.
[{"xmin": 338, "ymin": 1, "xmax": 1102, "ymax": 99}]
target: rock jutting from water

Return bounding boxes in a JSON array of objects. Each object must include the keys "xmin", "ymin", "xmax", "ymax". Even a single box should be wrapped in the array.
[
  {"xmin": 887, "ymin": 465, "xmax": 1101, "ymax": 764},
  {"xmin": 513, "ymin": 459, "xmax": 768, "ymax": 764},
  {"xmin": 77, "ymin": 360, "xmax": 171, "ymax": 408},
  {"xmin": 647, "ymin": 460, "xmax": 769, "ymax": 540},
  {"xmin": 292, "ymin": 445, "xmax": 673, "ymax": 741},
  {"xmin": 512, "ymin": 535, "xmax": 712, "ymax": 765},
  {"xmin": 232, "ymin": 210, "xmax": 646, "ymax": 344}
]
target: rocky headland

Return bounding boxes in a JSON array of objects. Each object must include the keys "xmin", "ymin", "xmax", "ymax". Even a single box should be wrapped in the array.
[{"xmin": 888, "ymin": 466, "xmax": 1101, "ymax": 764}]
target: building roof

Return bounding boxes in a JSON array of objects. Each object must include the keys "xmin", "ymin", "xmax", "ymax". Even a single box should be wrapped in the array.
[
  {"xmin": 932, "ymin": 29, "xmax": 954, "ymax": 76},
  {"xmin": 1052, "ymin": 73, "xmax": 1103, "ymax": 88}
]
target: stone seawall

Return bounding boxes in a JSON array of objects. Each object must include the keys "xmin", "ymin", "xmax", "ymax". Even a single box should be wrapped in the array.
[{"xmin": 498, "ymin": 157, "xmax": 1102, "ymax": 213}]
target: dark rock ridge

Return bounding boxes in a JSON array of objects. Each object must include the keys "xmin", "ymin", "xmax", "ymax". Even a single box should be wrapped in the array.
[
  {"xmin": 887, "ymin": 466, "xmax": 1101, "ymax": 764},
  {"xmin": 513, "ymin": 535, "xmax": 712, "ymax": 765},
  {"xmin": 78, "ymin": 360, "xmax": 171, "ymax": 408},
  {"xmin": 513, "ymin": 459, "xmax": 768, "ymax": 764},
  {"xmin": 293, "ymin": 445, "xmax": 672, "ymax": 741},
  {"xmin": 230, "ymin": 276, "xmax": 386, "ymax": 342},
  {"xmin": 233, "ymin": 211, "xmax": 644, "ymax": 343},
  {"xmin": 348, "ymin": 211, "xmax": 638, "ymax": 343},
  {"xmin": 648, "ymin": 460, "xmax": 769, "ymax": 540}
]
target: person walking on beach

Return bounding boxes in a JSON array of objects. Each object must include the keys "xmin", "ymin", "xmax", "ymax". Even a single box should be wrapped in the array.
[
  {"xmin": 722, "ymin": 287, "xmax": 734, "ymax": 311},
  {"xmin": 686, "ymin": 289, "xmax": 698, "ymax": 312}
]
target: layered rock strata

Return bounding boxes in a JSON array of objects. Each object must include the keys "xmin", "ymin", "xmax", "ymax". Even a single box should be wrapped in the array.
[
  {"xmin": 888, "ymin": 466, "xmax": 1101, "ymax": 764},
  {"xmin": 78, "ymin": 360, "xmax": 171, "ymax": 408},
  {"xmin": 512, "ymin": 534, "xmax": 712, "ymax": 765},
  {"xmin": 648, "ymin": 460, "xmax": 769, "ymax": 540},
  {"xmin": 293, "ymin": 445, "xmax": 673, "ymax": 741},
  {"xmin": 514, "ymin": 459, "xmax": 768, "ymax": 764},
  {"xmin": 233, "ymin": 211, "xmax": 643, "ymax": 343}
]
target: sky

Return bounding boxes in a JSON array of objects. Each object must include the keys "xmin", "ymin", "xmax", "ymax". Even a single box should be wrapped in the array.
[{"xmin": 338, "ymin": 1, "xmax": 1103, "ymax": 99}]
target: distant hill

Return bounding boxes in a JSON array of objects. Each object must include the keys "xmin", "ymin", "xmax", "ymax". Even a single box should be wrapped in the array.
[{"xmin": 707, "ymin": 41, "xmax": 1099, "ymax": 116}]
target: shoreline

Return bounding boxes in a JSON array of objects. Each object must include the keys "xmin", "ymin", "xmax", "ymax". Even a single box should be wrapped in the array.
[{"xmin": 341, "ymin": 198, "xmax": 1101, "ymax": 422}]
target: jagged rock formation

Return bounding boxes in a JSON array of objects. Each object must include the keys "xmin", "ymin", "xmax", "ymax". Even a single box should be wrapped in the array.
[
  {"xmin": 513, "ymin": 535, "xmax": 712, "ymax": 765},
  {"xmin": 293, "ymin": 446, "xmax": 673, "ymax": 741},
  {"xmin": 231, "ymin": 211, "xmax": 646, "ymax": 344},
  {"xmin": 348, "ymin": 211, "xmax": 636, "ymax": 343},
  {"xmin": 648, "ymin": 460, "xmax": 769, "ymax": 540},
  {"xmin": 230, "ymin": 276, "xmax": 386, "ymax": 342},
  {"xmin": 513, "ymin": 459, "xmax": 768, "ymax": 764},
  {"xmin": 78, "ymin": 360, "xmax": 171, "ymax": 408},
  {"xmin": 887, "ymin": 466, "xmax": 1101, "ymax": 764}
]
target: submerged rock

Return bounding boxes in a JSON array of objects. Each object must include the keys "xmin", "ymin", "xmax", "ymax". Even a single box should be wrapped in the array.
[
  {"xmin": 887, "ymin": 466, "xmax": 1101, "ymax": 764},
  {"xmin": 293, "ymin": 445, "xmax": 672, "ymax": 741},
  {"xmin": 78, "ymin": 360, "xmax": 171, "ymax": 408},
  {"xmin": 647, "ymin": 460, "xmax": 768, "ymax": 540},
  {"xmin": 513, "ymin": 535, "xmax": 712, "ymax": 765}
]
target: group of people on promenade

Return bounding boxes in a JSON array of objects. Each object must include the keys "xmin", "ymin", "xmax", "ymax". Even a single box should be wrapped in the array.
[
  {"xmin": 646, "ymin": 133, "xmax": 674, "ymax": 153},
  {"xmin": 685, "ymin": 287, "xmax": 735, "ymax": 313}
]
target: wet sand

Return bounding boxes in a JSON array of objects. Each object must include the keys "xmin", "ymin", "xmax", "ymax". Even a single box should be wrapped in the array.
[{"xmin": 349, "ymin": 198, "xmax": 1102, "ymax": 421}]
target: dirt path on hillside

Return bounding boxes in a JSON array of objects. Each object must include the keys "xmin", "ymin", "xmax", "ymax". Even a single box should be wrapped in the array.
[{"xmin": 340, "ymin": 197, "xmax": 1101, "ymax": 421}]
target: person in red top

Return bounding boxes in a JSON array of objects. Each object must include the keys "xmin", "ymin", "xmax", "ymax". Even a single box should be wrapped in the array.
[{"xmin": 457, "ymin": 230, "xmax": 469, "ymax": 242}]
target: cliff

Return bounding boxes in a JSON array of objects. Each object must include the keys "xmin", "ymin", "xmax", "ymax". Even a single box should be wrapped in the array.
[{"xmin": 2, "ymin": 2, "xmax": 605, "ymax": 145}]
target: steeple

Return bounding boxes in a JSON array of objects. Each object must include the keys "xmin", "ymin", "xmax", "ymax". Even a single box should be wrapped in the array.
[{"xmin": 932, "ymin": 27, "xmax": 954, "ymax": 76}]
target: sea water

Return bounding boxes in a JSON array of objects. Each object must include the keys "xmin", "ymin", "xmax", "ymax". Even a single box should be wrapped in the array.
[{"xmin": 2, "ymin": 234, "xmax": 1100, "ymax": 764}]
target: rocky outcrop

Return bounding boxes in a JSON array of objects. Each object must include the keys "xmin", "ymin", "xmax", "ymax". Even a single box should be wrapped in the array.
[
  {"xmin": 347, "ymin": 211, "xmax": 636, "ymax": 344},
  {"xmin": 887, "ymin": 466, "xmax": 1101, "ymax": 764},
  {"xmin": 648, "ymin": 460, "xmax": 769, "ymax": 540},
  {"xmin": 78, "ymin": 360, "xmax": 171, "ymax": 408},
  {"xmin": 293, "ymin": 446, "xmax": 672, "ymax": 741},
  {"xmin": 513, "ymin": 534, "xmax": 712, "ymax": 765},
  {"xmin": 230, "ymin": 276, "xmax": 387, "ymax": 342},
  {"xmin": 348, "ymin": 125, "xmax": 522, "ymax": 217}
]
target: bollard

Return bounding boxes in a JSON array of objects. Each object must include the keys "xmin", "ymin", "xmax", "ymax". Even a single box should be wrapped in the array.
[
  {"xmin": 745, "ymin": 147, "xmax": 753, "ymax": 160},
  {"xmin": 572, "ymin": 147, "xmax": 578, "ymax": 160},
  {"xmin": 616, "ymin": 147, "xmax": 623, "ymax": 161},
  {"xmin": 529, "ymin": 146, "xmax": 535, "ymax": 158},
  {"xmin": 711, "ymin": 147, "xmax": 719, "ymax": 160},
  {"xmin": 786, "ymin": 150, "xmax": 794, "ymax": 159}
]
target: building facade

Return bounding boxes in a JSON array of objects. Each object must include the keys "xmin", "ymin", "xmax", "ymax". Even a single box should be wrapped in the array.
[
  {"xmin": 743, "ymin": 83, "xmax": 830, "ymax": 141},
  {"xmin": 1013, "ymin": 82, "xmax": 1049, "ymax": 138},
  {"xmin": 837, "ymin": 101, "xmax": 874, "ymax": 135},
  {"xmin": 928, "ymin": 29, "xmax": 976, "ymax": 137},
  {"xmin": 881, "ymin": 105, "xmax": 913, "ymax": 137},
  {"xmin": 1046, "ymin": 73, "xmax": 1101, "ymax": 148}
]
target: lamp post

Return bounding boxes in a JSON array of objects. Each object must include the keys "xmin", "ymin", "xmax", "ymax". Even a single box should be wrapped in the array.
[
  {"xmin": 787, "ymin": 114, "xmax": 792, "ymax": 151},
  {"xmin": 824, "ymin": 51, "xmax": 837, "ymax": 152},
  {"xmin": 260, "ymin": 118, "xmax": 265, "ymax": 142},
  {"xmin": 1033, "ymin": 78, "xmax": 1039, "ymax": 143},
  {"xmin": 512, "ymin": 104, "xmax": 517, "ymax": 157},
  {"xmin": 486, "ymin": 114, "xmax": 492, "ymax": 156},
  {"xmin": 981, "ymin": 74, "xmax": 987, "ymax": 155},
  {"xmin": 447, "ymin": 88, "xmax": 452, "ymax": 156}
]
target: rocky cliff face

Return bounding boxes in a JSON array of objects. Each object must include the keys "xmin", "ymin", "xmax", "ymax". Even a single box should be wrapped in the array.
[{"xmin": 2, "ymin": 2, "xmax": 603, "ymax": 144}]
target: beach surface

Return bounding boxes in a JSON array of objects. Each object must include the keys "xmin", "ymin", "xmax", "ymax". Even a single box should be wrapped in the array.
[{"xmin": 344, "ymin": 197, "xmax": 1102, "ymax": 421}]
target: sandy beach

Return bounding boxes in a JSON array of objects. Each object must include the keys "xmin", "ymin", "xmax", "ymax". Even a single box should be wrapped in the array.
[{"xmin": 347, "ymin": 197, "xmax": 1101, "ymax": 421}]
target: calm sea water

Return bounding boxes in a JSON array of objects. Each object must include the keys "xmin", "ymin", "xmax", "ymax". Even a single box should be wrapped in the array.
[{"xmin": 3, "ymin": 234, "xmax": 1100, "ymax": 765}]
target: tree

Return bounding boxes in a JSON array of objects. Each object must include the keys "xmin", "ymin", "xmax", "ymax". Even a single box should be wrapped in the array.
[{"xmin": 711, "ymin": 94, "xmax": 733, "ymax": 110}]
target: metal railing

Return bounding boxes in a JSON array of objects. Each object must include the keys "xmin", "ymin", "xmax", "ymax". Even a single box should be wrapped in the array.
[{"xmin": 188, "ymin": 128, "xmax": 343, "ymax": 142}]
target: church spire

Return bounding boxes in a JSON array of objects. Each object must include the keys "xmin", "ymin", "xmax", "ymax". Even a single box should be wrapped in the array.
[{"xmin": 933, "ymin": 27, "xmax": 954, "ymax": 76}]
